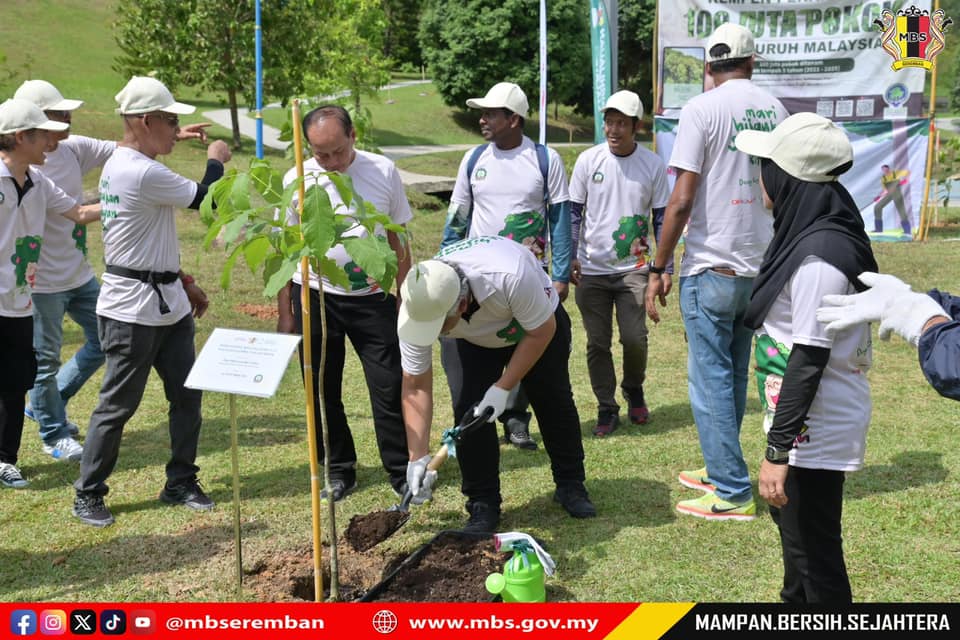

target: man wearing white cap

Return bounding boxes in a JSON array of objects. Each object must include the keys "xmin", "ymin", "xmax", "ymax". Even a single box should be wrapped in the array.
[
  {"xmin": 72, "ymin": 77, "xmax": 231, "ymax": 527},
  {"xmin": 569, "ymin": 90, "xmax": 671, "ymax": 437},
  {"xmin": 399, "ymin": 236, "xmax": 594, "ymax": 533},
  {"xmin": 439, "ymin": 81, "xmax": 572, "ymax": 451},
  {"xmin": 0, "ymin": 99, "xmax": 99, "ymax": 489},
  {"xmin": 14, "ymin": 80, "xmax": 209, "ymax": 464},
  {"xmin": 645, "ymin": 23, "xmax": 788, "ymax": 520}
]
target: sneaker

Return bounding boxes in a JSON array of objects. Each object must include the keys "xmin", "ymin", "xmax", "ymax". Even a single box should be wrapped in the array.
[
  {"xmin": 319, "ymin": 478, "xmax": 357, "ymax": 502},
  {"xmin": 553, "ymin": 484, "xmax": 597, "ymax": 518},
  {"xmin": 73, "ymin": 494, "xmax": 115, "ymax": 527},
  {"xmin": 25, "ymin": 406, "xmax": 80, "ymax": 437},
  {"xmin": 628, "ymin": 405, "xmax": 650, "ymax": 425},
  {"xmin": 678, "ymin": 467, "xmax": 717, "ymax": 493},
  {"xmin": 592, "ymin": 412, "xmax": 619, "ymax": 437},
  {"xmin": 43, "ymin": 437, "xmax": 83, "ymax": 462},
  {"xmin": 0, "ymin": 462, "xmax": 29, "ymax": 489},
  {"xmin": 462, "ymin": 500, "xmax": 500, "ymax": 533},
  {"xmin": 160, "ymin": 479, "xmax": 215, "ymax": 511},
  {"xmin": 676, "ymin": 492, "xmax": 756, "ymax": 521}
]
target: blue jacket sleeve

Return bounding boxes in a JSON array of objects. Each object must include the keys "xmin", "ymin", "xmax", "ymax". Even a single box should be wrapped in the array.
[
  {"xmin": 918, "ymin": 289, "xmax": 960, "ymax": 401},
  {"xmin": 547, "ymin": 200, "xmax": 571, "ymax": 283},
  {"xmin": 440, "ymin": 203, "xmax": 470, "ymax": 250}
]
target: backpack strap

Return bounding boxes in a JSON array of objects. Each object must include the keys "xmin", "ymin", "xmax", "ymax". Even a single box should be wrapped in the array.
[{"xmin": 534, "ymin": 142, "xmax": 550, "ymax": 208}]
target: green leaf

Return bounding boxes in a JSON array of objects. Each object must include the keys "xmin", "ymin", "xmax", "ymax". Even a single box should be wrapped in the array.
[
  {"xmin": 277, "ymin": 177, "xmax": 303, "ymax": 222},
  {"xmin": 264, "ymin": 255, "xmax": 300, "ymax": 297},
  {"xmin": 219, "ymin": 242, "xmax": 244, "ymax": 290},
  {"xmin": 243, "ymin": 236, "xmax": 273, "ymax": 273},
  {"xmin": 318, "ymin": 255, "xmax": 351, "ymax": 290},
  {"xmin": 202, "ymin": 216, "xmax": 225, "ymax": 249},
  {"xmin": 249, "ymin": 160, "xmax": 284, "ymax": 206},
  {"xmin": 326, "ymin": 172, "xmax": 356, "ymax": 209},
  {"xmin": 229, "ymin": 172, "xmax": 252, "ymax": 211},
  {"xmin": 343, "ymin": 235, "xmax": 397, "ymax": 293},
  {"xmin": 222, "ymin": 212, "xmax": 250, "ymax": 245},
  {"xmin": 301, "ymin": 184, "xmax": 336, "ymax": 256},
  {"xmin": 211, "ymin": 172, "xmax": 235, "ymax": 212}
]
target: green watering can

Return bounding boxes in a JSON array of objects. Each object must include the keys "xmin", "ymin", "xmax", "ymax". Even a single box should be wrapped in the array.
[{"xmin": 485, "ymin": 541, "xmax": 546, "ymax": 603}]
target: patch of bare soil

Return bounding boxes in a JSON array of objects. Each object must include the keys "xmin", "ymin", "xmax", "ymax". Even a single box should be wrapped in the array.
[
  {"xmin": 366, "ymin": 532, "xmax": 504, "ymax": 602},
  {"xmin": 234, "ymin": 303, "xmax": 279, "ymax": 320},
  {"xmin": 346, "ymin": 510, "xmax": 409, "ymax": 552}
]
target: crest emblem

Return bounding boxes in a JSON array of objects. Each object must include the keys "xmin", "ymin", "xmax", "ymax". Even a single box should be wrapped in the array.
[
  {"xmin": 874, "ymin": 5, "xmax": 952, "ymax": 71},
  {"xmin": 475, "ymin": 167, "xmax": 487, "ymax": 180},
  {"xmin": 592, "ymin": 171, "xmax": 604, "ymax": 183}
]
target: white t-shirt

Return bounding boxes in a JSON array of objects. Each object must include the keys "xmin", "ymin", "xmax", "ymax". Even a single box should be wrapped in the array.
[
  {"xmin": 569, "ymin": 142, "xmax": 670, "ymax": 275},
  {"xmin": 0, "ymin": 164, "xmax": 76, "ymax": 316},
  {"xmin": 450, "ymin": 137, "xmax": 568, "ymax": 267},
  {"xmin": 283, "ymin": 150, "xmax": 413, "ymax": 296},
  {"xmin": 669, "ymin": 78, "xmax": 788, "ymax": 277},
  {"xmin": 96, "ymin": 146, "xmax": 197, "ymax": 326},
  {"xmin": 32, "ymin": 135, "xmax": 115, "ymax": 293},
  {"xmin": 400, "ymin": 236, "xmax": 559, "ymax": 375},
  {"xmin": 754, "ymin": 257, "xmax": 872, "ymax": 472}
]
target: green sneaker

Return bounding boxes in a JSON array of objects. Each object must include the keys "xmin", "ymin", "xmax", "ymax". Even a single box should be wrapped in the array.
[
  {"xmin": 677, "ymin": 467, "xmax": 716, "ymax": 493},
  {"xmin": 676, "ymin": 492, "xmax": 756, "ymax": 521}
]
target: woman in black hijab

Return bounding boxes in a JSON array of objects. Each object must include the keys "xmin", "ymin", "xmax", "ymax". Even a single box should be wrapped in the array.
[{"xmin": 735, "ymin": 113, "xmax": 877, "ymax": 603}]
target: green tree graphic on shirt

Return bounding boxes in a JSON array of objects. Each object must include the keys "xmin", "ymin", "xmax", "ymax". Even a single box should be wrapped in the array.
[
  {"xmin": 73, "ymin": 224, "xmax": 87, "ymax": 256},
  {"xmin": 10, "ymin": 235, "xmax": 42, "ymax": 288},
  {"xmin": 496, "ymin": 318, "xmax": 525, "ymax": 344},
  {"xmin": 612, "ymin": 215, "xmax": 650, "ymax": 266},
  {"xmin": 499, "ymin": 211, "xmax": 546, "ymax": 261}
]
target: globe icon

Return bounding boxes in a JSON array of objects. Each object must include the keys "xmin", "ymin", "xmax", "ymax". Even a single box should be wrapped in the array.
[{"xmin": 372, "ymin": 609, "xmax": 398, "ymax": 634}]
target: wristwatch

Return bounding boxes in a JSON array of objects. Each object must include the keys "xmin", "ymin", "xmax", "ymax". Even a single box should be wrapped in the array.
[
  {"xmin": 648, "ymin": 263, "xmax": 666, "ymax": 275},
  {"xmin": 765, "ymin": 444, "xmax": 791, "ymax": 465}
]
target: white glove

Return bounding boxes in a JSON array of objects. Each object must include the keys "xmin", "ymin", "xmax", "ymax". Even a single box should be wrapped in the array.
[
  {"xmin": 406, "ymin": 454, "xmax": 437, "ymax": 500},
  {"xmin": 879, "ymin": 291, "xmax": 949, "ymax": 347},
  {"xmin": 474, "ymin": 384, "xmax": 510, "ymax": 422},
  {"xmin": 816, "ymin": 272, "xmax": 911, "ymax": 335}
]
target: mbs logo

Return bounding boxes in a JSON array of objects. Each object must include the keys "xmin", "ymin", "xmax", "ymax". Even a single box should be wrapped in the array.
[{"xmin": 875, "ymin": 5, "xmax": 952, "ymax": 70}]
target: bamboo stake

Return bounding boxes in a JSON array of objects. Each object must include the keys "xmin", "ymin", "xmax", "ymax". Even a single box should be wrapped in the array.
[
  {"xmin": 291, "ymin": 100, "xmax": 327, "ymax": 602},
  {"xmin": 919, "ymin": 0, "xmax": 942, "ymax": 241}
]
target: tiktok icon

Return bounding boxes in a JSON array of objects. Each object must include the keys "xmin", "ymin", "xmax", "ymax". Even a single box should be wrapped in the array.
[{"xmin": 100, "ymin": 610, "xmax": 126, "ymax": 635}]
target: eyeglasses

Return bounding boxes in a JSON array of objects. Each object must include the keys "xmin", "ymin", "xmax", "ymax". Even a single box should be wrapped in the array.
[{"xmin": 139, "ymin": 113, "xmax": 180, "ymax": 127}]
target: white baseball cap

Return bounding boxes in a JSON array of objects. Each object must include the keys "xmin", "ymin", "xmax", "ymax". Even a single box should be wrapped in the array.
[
  {"xmin": 466, "ymin": 82, "xmax": 529, "ymax": 119},
  {"xmin": 735, "ymin": 112, "xmax": 853, "ymax": 183},
  {"xmin": 115, "ymin": 76, "xmax": 195, "ymax": 115},
  {"xmin": 397, "ymin": 260, "xmax": 462, "ymax": 346},
  {"xmin": 14, "ymin": 80, "xmax": 83, "ymax": 111},
  {"xmin": 0, "ymin": 99, "xmax": 71, "ymax": 135},
  {"xmin": 706, "ymin": 23, "xmax": 756, "ymax": 62},
  {"xmin": 602, "ymin": 90, "xmax": 643, "ymax": 118}
]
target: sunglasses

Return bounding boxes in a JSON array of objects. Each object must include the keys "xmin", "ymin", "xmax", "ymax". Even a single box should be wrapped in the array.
[{"xmin": 139, "ymin": 113, "xmax": 180, "ymax": 127}]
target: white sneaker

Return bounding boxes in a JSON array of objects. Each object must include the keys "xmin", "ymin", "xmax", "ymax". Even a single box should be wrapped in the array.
[
  {"xmin": 43, "ymin": 437, "xmax": 83, "ymax": 462},
  {"xmin": 0, "ymin": 462, "xmax": 29, "ymax": 488}
]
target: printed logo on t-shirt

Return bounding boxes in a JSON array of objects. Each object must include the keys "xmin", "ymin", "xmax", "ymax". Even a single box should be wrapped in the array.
[
  {"xmin": 592, "ymin": 171, "xmax": 604, "ymax": 183},
  {"xmin": 344, "ymin": 261, "xmax": 380, "ymax": 292},
  {"xmin": 499, "ymin": 211, "xmax": 546, "ymax": 262},
  {"xmin": 436, "ymin": 236, "xmax": 494, "ymax": 257},
  {"xmin": 728, "ymin": 106, "xmax": 783, "ymax": 154},
  {"xmin": 612, "ymin": 215, "xmax": 650, "ymax": 268},
  {"xmin": 10, "ymin": 235, "xmax": 42, "ymax": 289},
  {"xmin": 755, "ymin": 334, "xmax": 810, "ymax": 446},
  {"xmin": 73, "ymin": 224, "xmax": 87, "ymax": 256},
  {"xmin": 99, "ymin": 177, "xmax": 119, "ymax": 226},
  {"xmin": 496, "ymin": 318, "xmax": 525, "ymax": 343},
  {"xmin": 475, "ymin": 167, "xmax": 488, "ymax": 180}
]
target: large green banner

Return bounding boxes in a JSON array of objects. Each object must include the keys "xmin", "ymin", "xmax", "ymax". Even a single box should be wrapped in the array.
[{"xmin": 590, "ymin": 0, "xmax": 613, "ymax": 143}]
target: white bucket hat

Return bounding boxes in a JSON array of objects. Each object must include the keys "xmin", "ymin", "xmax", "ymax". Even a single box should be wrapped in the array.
[
  {"xmin": 706, "ymin": 23, "xmax": 756, "ymax": 62},
  {"xmin": 466, "ymin": 82, "xmax": 529, "ymax": 119},
  {"xmin": 0, "ymin": 99, "xmax": 71, "ymax": 135},
  {"xmin": 115, "ymin": 76, "xmax": 195, "ymax": 115},
  {"xmin": 397, "ymin": 260, "xmax": 462, "ymax": 346},
  {"xmin": 735, "ymin": 112, "xmax": 853, "ymax": 183},
  {"xmin": 14, "ymin": 80, "xmax": 83, "ymax": 111},
  {"xmin": 602, "ymin": 90, "xmax": 643, "ymax": 119}
]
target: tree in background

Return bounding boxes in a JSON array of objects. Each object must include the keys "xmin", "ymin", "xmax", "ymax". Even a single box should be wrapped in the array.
[
  {"xmin": 419, "ymin": 0, "xmax": 590, "ymax": 115},
  {"xmin": 383, "ymin": 0, "xmax": 425, "ymax": 72},
  {"xmin": 114, "ymin": 0, "xmax": 331, "ymax": 148},
  {"xmin": 618, "ymin": 0, "xmax": 656, "ymax": 117}
]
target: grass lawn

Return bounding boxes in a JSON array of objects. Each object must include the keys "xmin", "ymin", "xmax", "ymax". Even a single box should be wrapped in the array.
[{"xmin": 1, "ymin": 0, "xmax": 959, "ymax": 605}]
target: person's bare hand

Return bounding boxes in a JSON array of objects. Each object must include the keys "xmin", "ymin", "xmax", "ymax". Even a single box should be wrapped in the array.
[
  {"xmin": 759, "ymin": 460, "xmax": 789, "ymax": 508},
  {"xmin": 207, "ymin": 139, "xmax": 231, "ymax": 164},
  {"xmin": 177, "ymin": 122, "xmax": 211, "ymax": 143},
  {"xmin": 184, "ymin": 282, "xmax": 209, "ymax": 318}
]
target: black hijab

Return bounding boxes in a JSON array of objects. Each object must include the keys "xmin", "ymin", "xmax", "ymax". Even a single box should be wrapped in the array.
[{"xmin": 743, "ymin": 160, "xmax": 878, "ymax": 329}]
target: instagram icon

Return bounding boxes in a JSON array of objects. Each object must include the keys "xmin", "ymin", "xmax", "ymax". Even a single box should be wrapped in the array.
[{"xmin": 40, "ymin": 610, "xmax": 67, "ymax": 635}]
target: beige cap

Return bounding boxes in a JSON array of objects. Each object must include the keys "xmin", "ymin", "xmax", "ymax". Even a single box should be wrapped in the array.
[
  {"xmin": 602, "ymin": 90, "xmax": 643, "ymax": 118},
  {"xmin": 0, "ymin": 99, "xmax": 71, "ymax": 135},
  {"xmin": 706, "ymin": 23, "xmax": 756, "ymax": 62},
  {"xmin": 466, "ymin": 82, "xmax": 529, "ymax": 119},
  {"xmin": 14, "ymin": 80, "xmax": 83, "ymax": 111},
  {"xmin": 735, "ymin": 112, "xmax": 853, "ymax": 183},
  {"xmin": 397, "ymin": 260, "xmax": 462, "ymax": 346},
  {"xmin": 115, "ymin": 76, "xmax": 195, "ymax": 115}
]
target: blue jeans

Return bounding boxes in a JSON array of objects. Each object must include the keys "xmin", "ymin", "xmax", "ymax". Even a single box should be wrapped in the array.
[
  {"xmin": 29, "ymin": 276, "xmax": 104, "ymax": 444},
  {"xmin": 679, "ymin": 270, "xmax": 755, "ymax": 503}
]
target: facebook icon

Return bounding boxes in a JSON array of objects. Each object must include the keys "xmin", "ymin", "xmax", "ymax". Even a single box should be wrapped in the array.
[{"xmin": 10, "ymin": 610, "xmax": 37, "ymax": 636}]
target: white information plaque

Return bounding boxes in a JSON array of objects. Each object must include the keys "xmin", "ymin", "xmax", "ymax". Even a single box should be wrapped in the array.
[{"xmin": 185, "ymin": 328, "xmax": 301, "ymax": 398}]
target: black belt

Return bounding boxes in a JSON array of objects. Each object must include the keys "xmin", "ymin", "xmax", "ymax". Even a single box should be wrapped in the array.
[{"xmin": 105, "ymin": 264, "xmax": 179, "ymax": 314}]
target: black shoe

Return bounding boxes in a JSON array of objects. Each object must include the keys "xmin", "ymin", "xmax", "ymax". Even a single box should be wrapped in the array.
[
  {"xmin": 160, "ymin": 479, "xmax": 215, "ymax": 511},
  {"xmin": 319, "ymin": 478, "xmax": 357, "ymax": 502},
  {"xmin": 554, "ymin": 484, "xmax": 597, "ymax": 518},
  {"xmin": 73, "ymin": 494, "xmax": 115, "ymax": 527},
  {"xmin": 502, "ymin": 422, "xmax": 538, "ymax": 451},
  {"xmin": 462, "ymin": 501, "xmax": 500, "ymax": 533}
]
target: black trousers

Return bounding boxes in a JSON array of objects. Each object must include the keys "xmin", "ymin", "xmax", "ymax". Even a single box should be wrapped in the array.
[
  {"xmin": 76, "ymin": 314, "xmax": 202, "ymax": 497},
  {"xmin": 769, "ymin": 466, "xmax": 852, "ymax": 603},
  {"xmin": 440, "ymin": 305, "xmax": 585, "ymax": 508},
  {"xmin": 0, "ymin": 316, "xmax": 37, "ymax": 464},
  {"xmin": 292, "ymin": 285, "xmax": 407, "ymax": 491}
]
